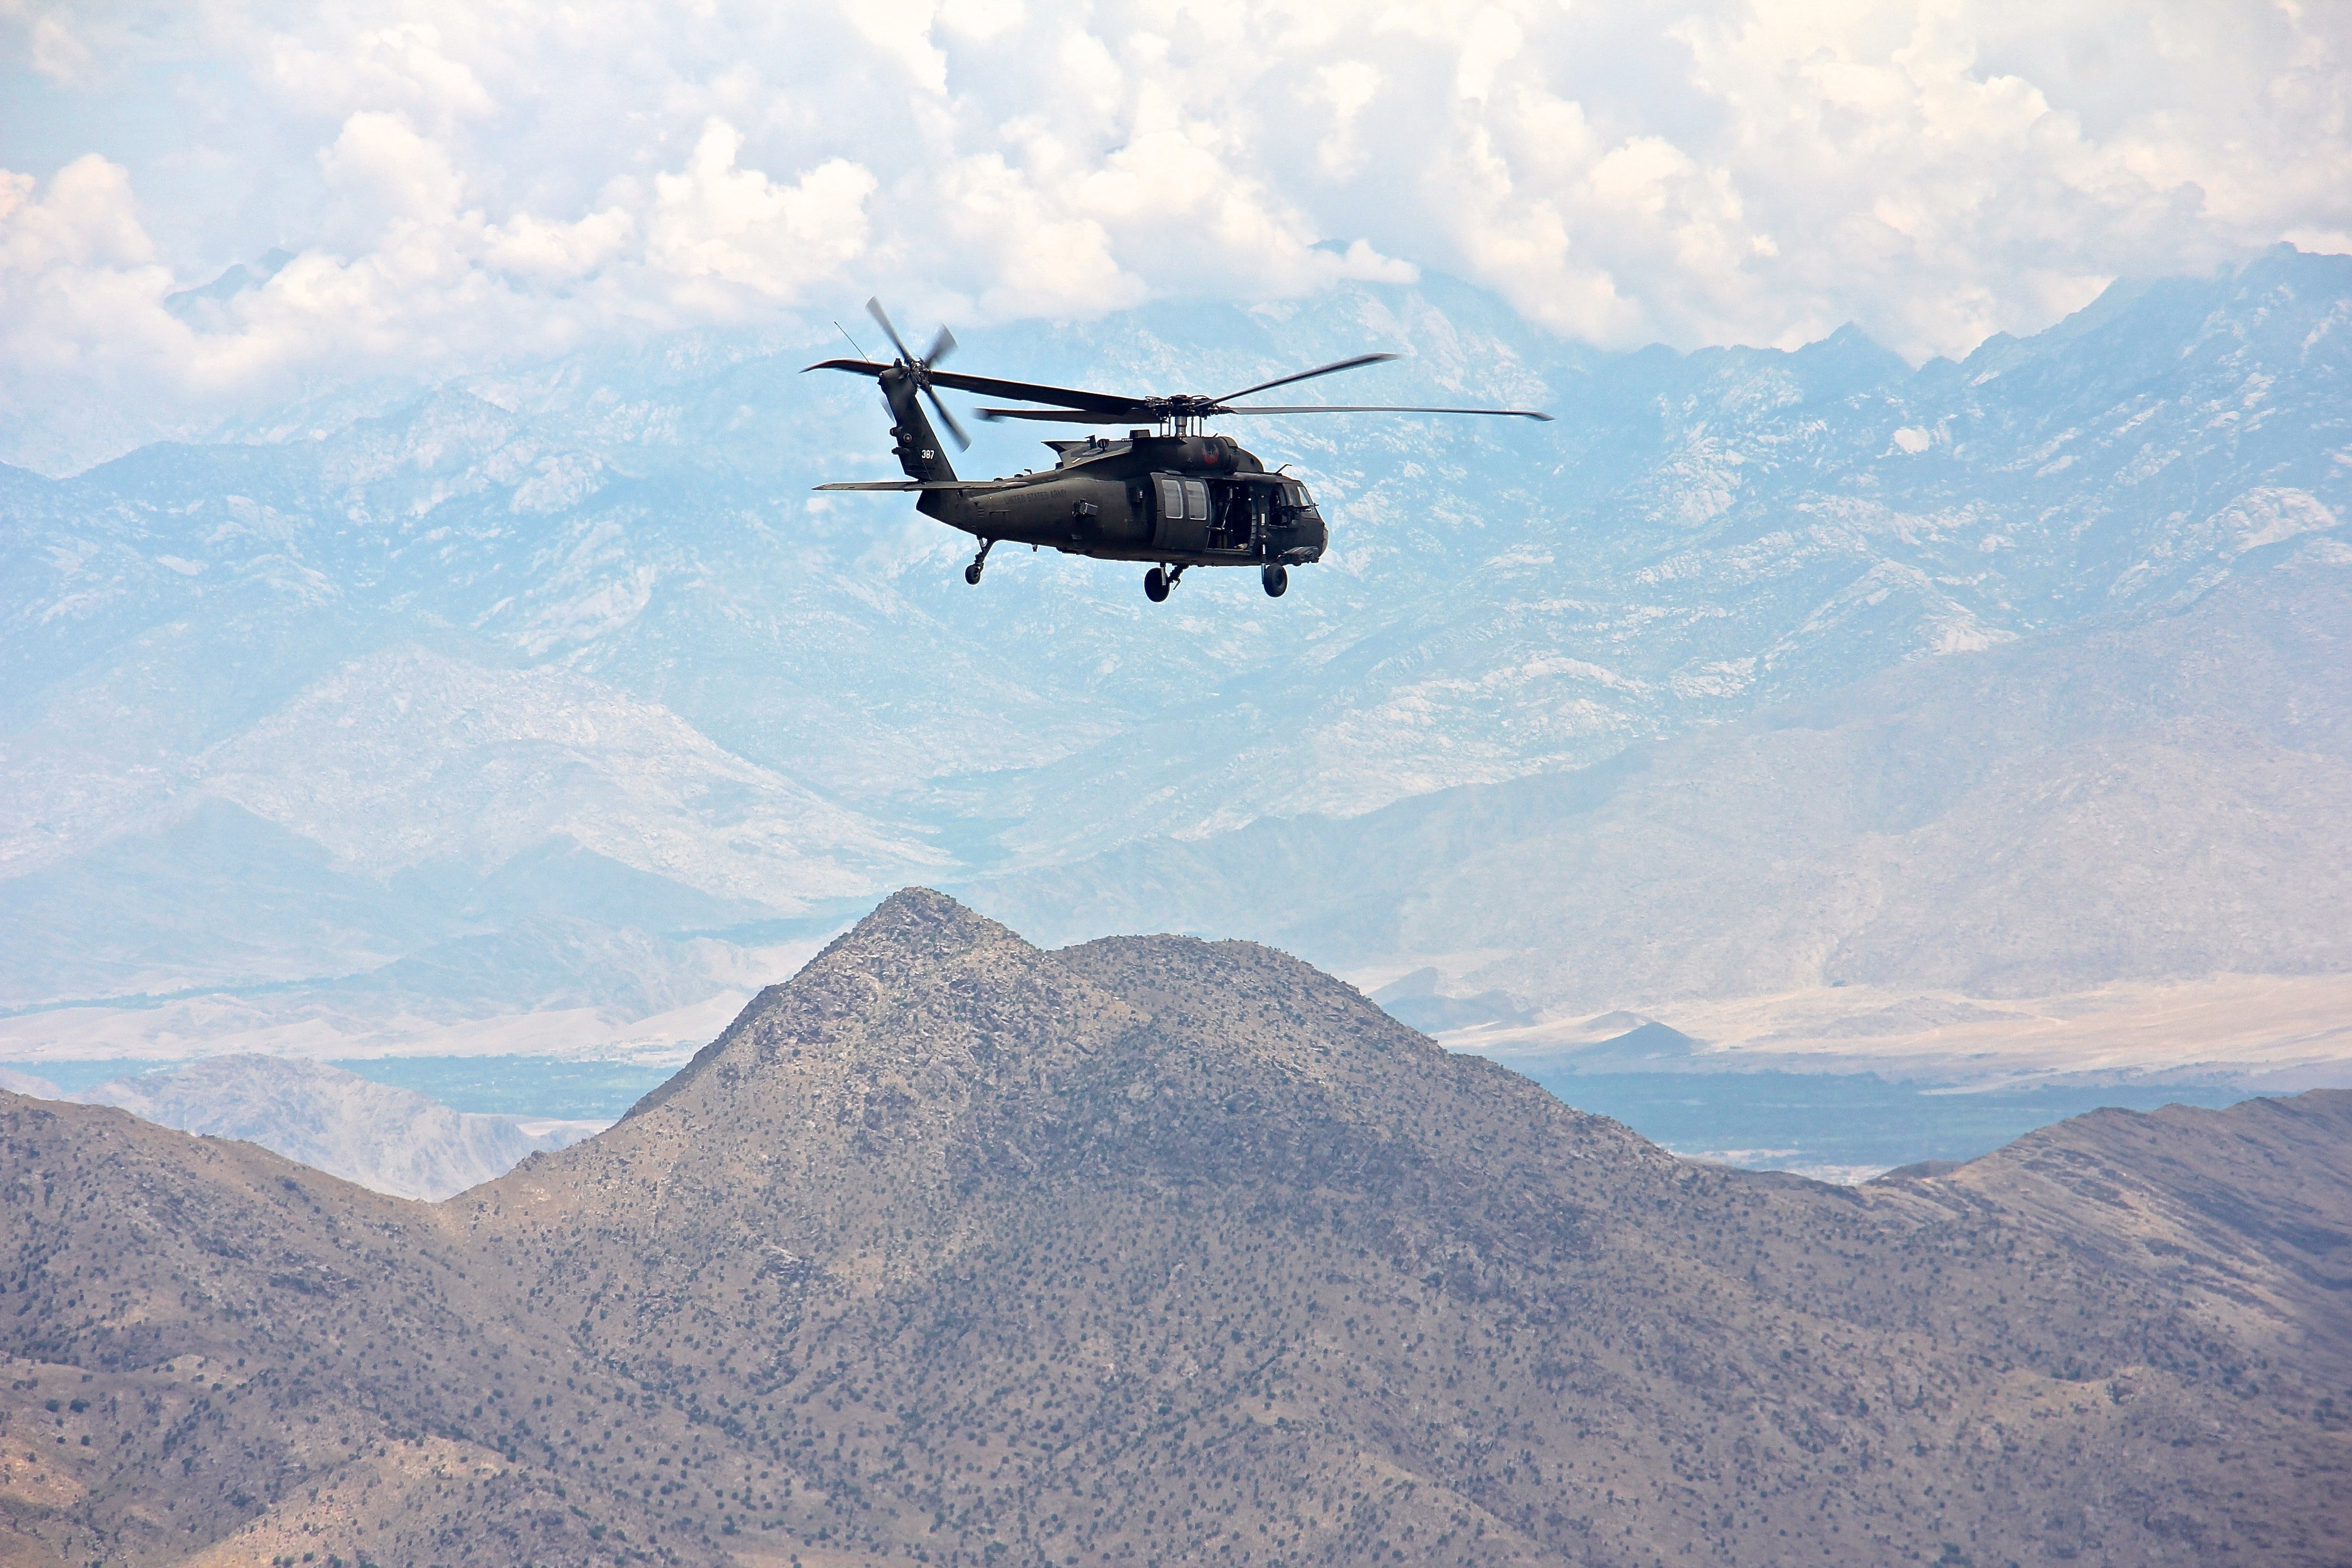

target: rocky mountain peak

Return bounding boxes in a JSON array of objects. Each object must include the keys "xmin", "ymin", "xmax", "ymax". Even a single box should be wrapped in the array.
[
  {"xmin": 504, "ymin": 888, "xmax": 1152, "ymax": 1248},
  {"xmin": 817, "ymin": 883, "xmax": 1036, "ymax": 971}
]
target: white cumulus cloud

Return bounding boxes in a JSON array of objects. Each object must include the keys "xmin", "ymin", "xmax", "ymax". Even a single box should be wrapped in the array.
[
  {"xmin": 648, "ymin": 120, "xmax": 876, "ymax": 307},
  {"xmin": 0, "ymin": 0, "xmax": 2345, "ymax": 471}
]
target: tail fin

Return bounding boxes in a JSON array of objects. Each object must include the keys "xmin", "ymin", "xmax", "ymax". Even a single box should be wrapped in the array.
[{"xmin": 879, "ymin": 366, "xmax": 958, "ymax": 484}]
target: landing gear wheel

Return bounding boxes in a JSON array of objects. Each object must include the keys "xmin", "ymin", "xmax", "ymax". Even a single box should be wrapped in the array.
[
  {"xmin": 1261, "ymin": 564, "xmax": 1289, "ymax": 598},
  {"xmin": 964, "ymin": 538, "xmax": 994, "ymax": 586},
  {"xmin": 963, "ymin": 563, "xmax": 983, "ymax": 586},
  {"xmin": 1144, "ymin": 566, "xmax": 1170, "ymax": 604}
]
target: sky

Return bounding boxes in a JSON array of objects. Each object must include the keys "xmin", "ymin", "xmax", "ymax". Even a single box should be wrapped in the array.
[{"xmin": 2, "ymin": 0, "xmax": 2348, "ymax": 473}]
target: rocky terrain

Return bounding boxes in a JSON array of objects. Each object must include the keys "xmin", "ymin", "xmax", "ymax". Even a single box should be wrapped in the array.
[
  {"xmin": 65, "ymin": 1054, "xmax": 596, "ymax": 1201},
  {"xmin": 2, "ymin": 252, "xmax": 2346, "ymax": 1063},
  {"xmin": 0, "ymin": 890, "xmax": 2345, "ymax": 1566}
]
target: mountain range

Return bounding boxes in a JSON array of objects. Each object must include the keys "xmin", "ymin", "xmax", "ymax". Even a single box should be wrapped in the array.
[
  {"xmin": 0, "ymin": 1055, "xmax": 596, "ymax": 1199},
  {"xmin": 69, "ymin": 1054, "xmax": 597, "ymax": 1200},
  {"xmin": 973, "ymin": 534, "xmax": 2352, "ymax": 1045},
  {"xmin": 0, "ymin": 891, "xmax": 2345, "ymax": 1567},
  {"xmin": 3, "ymin": 247, "xmax": 2347, "ymax": 1071}
]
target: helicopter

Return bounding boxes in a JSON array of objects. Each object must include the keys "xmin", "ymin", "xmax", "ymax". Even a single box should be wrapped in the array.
[{"xmin": 808, "ymin": 300, "xmax": 1550, "ymax": 602}]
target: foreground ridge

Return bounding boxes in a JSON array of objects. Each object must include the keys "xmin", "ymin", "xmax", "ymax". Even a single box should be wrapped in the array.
[{"xmin": 3, "ymin": 889, "xmax": 2347, "ymax": 1566}]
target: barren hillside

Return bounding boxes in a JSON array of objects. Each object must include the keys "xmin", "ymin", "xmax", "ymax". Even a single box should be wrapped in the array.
[{"xmin": 1, "ymin": 891, "xmax": 2346, "ymax": 1566}]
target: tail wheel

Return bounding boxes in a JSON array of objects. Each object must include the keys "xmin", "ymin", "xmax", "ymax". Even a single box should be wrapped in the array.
[
  {"xmin": 1144, "ymin": 567, "xmax": 1170, "ymax": 603},
  {"xmin": 1261, "ymin": 564, "xmax": 1289, "ymax": 598}
]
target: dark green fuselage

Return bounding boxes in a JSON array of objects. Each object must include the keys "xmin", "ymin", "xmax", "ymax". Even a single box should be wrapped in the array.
[
  {"xmin": 923, "ymin": 433, "xmax": 1326, "ymax": 566},
  {"xmin": 878, "ymin": 364, "xmax": 1327, "ymax": 569}
]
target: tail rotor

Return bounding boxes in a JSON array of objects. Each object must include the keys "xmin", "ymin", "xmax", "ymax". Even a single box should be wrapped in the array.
[{"xmin": 866, "ymin": 297, "xmax": 970, "ymax": 451}]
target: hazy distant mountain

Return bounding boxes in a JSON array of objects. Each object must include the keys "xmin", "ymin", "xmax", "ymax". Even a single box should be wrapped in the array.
[
  {"xmin": 3, "ymin": 249, "xmax": 2345, "ymax": 1034},
  {"xmin": 0, "ymin": 891, "xmax": 2345, "ymax": 1566},
  {"xmin": 973, "ymin": 536, "xmax": 2352, "ymax": 1016},
  {"xmin": 0, "ymin": 1066, "xmax": 58, "ymax": 1098},
  {"xmin": 70, "ymin": 1054, "xmax": 593, "ymax": 1200}
]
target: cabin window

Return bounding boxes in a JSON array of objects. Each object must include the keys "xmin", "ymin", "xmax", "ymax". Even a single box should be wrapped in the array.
[
  {"xmin": 1158, "ymin": 476, "xmax": 1184, "ymax": 518},
  {"xmin": 1182, "ymin": 479, "xmax": 1208, "ymax": 520}
]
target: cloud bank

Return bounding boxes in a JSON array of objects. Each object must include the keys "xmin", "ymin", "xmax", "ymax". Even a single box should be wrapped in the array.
[{"xmin": 2, "ymin": 0, "xmax": 2347, "ymax": 471}]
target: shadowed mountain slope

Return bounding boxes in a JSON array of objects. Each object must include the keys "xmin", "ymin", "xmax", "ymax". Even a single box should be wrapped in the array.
[
  {"xmin": 1, "ymin": 890, "xmax": 2348, "ymax": 1566},
  {"xmin": 0, "ymin": 1100, "xmax": 645, "ymax": 1565}
]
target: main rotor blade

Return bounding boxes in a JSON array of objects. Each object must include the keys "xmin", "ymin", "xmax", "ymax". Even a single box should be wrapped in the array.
[
  {"xmin": 926, "ymin": 326, "xmax": 957, "ymax": 366},
  {"xmin": 975, "ymin": 406, "xmax": 1140, "ymax": 425},
  {"xmin": 930, "ymin": 371, "xmax": 1153, "ymax": 414},
  {"xmin": 1219, "ymin": 404, "xmax": 1553, "ymax": 421},
  {"xmin": 804, "ymin": 358, "xmax": 893, "ymax": 376},
  {"xmin": 924, "ymin": 385, "xmax": 971, "ymax": 450},
  {"xmin": 1214, "ymin": 352, "xmax": 1398, "ymax": 404},
  {"xmin": 866, "ymin": 297, "xmax": 916, "ymax": 364}
]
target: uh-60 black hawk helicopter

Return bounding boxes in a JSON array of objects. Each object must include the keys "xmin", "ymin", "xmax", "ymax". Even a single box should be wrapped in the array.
[{"xmin": 809, "ymin": 299, "xmax": 1550, "ymax": 602}]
